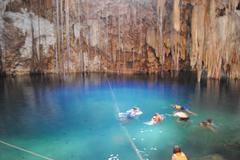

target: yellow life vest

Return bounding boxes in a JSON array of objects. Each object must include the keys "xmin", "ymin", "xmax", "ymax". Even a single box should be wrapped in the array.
[
  {"xmin": 172, "ymin": 152, "xmax": 188, "ymax": 160},
  {"xmin": 175, "ymin": 105, "xmax": 182, "ymax": 110}
]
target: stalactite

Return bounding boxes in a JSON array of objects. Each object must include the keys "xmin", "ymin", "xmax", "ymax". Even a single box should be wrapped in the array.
[
  {"xmin": 97, "ymin": 3, "xmax": 101, "ymax": 72},
  {"xmin": 173, "ymin": 0, "xmax": 180, "ymax": 32},
  {"xmin": 132, "ymin": 0, "xmax": 135, "ymax": 68},
  {"xmin": 158, "ymin": 0, "xmax": 166, "ymax": 69},
  {"xmin": 176, "ymin": 33, "xmax": 179, "ymax": 71},
  {"xmin": 105, "ymin": 2, "xmax": 109, "ymax": 61},
  {"xmin": 195, "ymin": 6, "xmax": 201, "ymax": 82},
  {"xmin": 117, "ymin": 0, "xmax": 121, "ymax": 73},
  {"xmin": 138, "ymin": 3, "xmax": 141, "ymax": 54},
  {"xmin": 30, "ymin": 14, "xmax": 38, "ymax": 73},
  {"xmin": 60, "ymin": 0, "xmax": 65, "ymax": 75},
  {"xmin": 77, "ymin": 0, "xmax": 84, "ymax": 72},
  {"xmin": 177, "ymin": 2, "xmax": 182, "ymax": 72},
  {"xmin": 37, "ymin": 0, "xmax": 40, "ymax": 62},
  {"xmin": 209, "ymin": 0, "xmax": 220, "ymax": 79},
  {"xmin": 65, "ymin": 0, "xmax": 70, "ymax": 72},
  {"xmin": 173, "ymin": 0, "xmax": 180, "ymax": 72},
  {"xmin": 86, "ymin": 0, "xmax": 90, "ymax": 72},
  {"xmin": 196, "ymin": 3, "xmax": 205, "ymax": 82},
  {"xmin": 77, "ymin": 0, "xmax": 80, "ymax": 69},
  {"xmin": 55, "ymin": 0, "xmax": 60, "ymax": 73}
]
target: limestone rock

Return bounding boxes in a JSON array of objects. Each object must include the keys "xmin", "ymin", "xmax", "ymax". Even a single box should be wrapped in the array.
[{"xmin": 0, "ymin": 0, "xmax": 239, "ymax": 80}]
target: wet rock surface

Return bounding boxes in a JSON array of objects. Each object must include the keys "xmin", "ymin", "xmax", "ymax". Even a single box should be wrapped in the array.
[{"xmin": 0, "ymin": 0, "xmax": 239, "ymax": 80}]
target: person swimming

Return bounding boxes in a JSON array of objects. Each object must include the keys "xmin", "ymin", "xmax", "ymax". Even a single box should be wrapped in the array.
[
  {"xmin": 126, "ymin": 107, "xmax": 142, "ymax": 119},
  {"xmin": 171, "ymin": 145, "xmax": 188, "ymax": 160},
  {"xmin": 144, "ymin": 113, "xmax": 164, "ymax": 125},
  {"xmin": 152, "ymin": 113, "xmax": 164, "ymax": 124},
  {"xmin": 173, "ymin": 111, "xmax": 189, "ymax": 122},
  {"xmin": 172, "ymin": 104, "xmax": 197, "ymax": 116},
  {"xmin": 118, "ymin": 106, "xmax": 143, "ymax": 121},
  {"xmin": 200, "ymin": 119, "xmax": 216, "ymax": 132}
]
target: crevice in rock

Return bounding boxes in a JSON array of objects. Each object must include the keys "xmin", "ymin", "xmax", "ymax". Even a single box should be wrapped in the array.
[
  {"xmin": 236, "ymin": 2, "xmax": 240, "ymax": 10},
  {"xmin": 216, "ymin": 7, "xmax": 226, "ymax": 17}
]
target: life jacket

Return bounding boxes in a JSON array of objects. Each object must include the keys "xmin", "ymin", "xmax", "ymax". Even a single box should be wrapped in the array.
[
  {"xmin": 175, "ymin": 105, "xmax": 182, "ymax": 110},
  {"xmin": 153, "ymin": 115, "xmax": 162, "ymax": 123},
  {"xmin": 172, "ymin": 152, "xmax": 188, "ymax": 160}
]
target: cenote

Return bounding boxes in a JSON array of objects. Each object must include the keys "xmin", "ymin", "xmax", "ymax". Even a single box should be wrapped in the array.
[{"xmin": 0, "ymin": 73, "xmax": 239, "ymax": 160}]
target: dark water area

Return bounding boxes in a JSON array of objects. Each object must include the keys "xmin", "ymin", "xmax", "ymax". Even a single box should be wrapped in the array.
[{"xmin": 0, "ymin": 73, "xmax": 239, "ymax": 160}]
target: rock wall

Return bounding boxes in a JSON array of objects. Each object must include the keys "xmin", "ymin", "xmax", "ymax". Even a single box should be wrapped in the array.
[
  {"xmin": 0, "ymin": 0, "xmax": 239, "ymax": 80},
  {"xmin": 191, "ymin": 0, "xmax": 240, "ymax": 80}
]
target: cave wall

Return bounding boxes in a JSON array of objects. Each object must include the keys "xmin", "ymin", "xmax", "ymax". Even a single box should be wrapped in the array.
[
  {"xmin": 0, "ymin": 0, "xmax": 239, "ymax": 80},
  {"xmin": 190, "ymin": 0, "xmax": 240, "ymax": 80}
]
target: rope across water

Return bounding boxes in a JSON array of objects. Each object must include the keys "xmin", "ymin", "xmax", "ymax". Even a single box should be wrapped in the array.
[
  {"xmin": 106, "ymin": 78, "xmax": 144, "ymax": 160},
  {"xmin": 0, "ymin": 140, "xmax": 54, "ymax": 160},
  {"xmin": 0, "ymin": 76, "xmax": 144, "ymax": 160}
]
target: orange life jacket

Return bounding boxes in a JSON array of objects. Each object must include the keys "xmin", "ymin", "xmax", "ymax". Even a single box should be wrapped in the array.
[
  {"xmin": 153, "ymin": 115, "xmax": 161, "ymax": 123},
  {"xmin": 172, "ymin": 152, "xmax": 188, "ymax": 160}
]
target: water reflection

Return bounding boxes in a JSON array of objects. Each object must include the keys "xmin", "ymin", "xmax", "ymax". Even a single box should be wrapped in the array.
[{"xmin": 0, "ymin": 73, "xmax": 239, "ymax": 125}]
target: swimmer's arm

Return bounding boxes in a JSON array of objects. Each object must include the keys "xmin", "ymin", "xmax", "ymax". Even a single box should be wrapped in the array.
[
  {"xmin": 186, "ymin": 109, "xmax": 197, "ymax": 116},
  {"xmin": 209, "ymin": 126, "xmax": 217, "ymax": 133},
  {"xmin": 126, "ymin": 109, "xmax": 132, "ymax": 113}
]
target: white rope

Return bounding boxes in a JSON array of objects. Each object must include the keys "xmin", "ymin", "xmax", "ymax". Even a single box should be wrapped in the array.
[
  {"xmin": 0, "ymin": 140, "xmax": 54, "ymax": 160},
  {"xmin": 106, "ymin": 78, "xmax": 144, "ymax": 160}
]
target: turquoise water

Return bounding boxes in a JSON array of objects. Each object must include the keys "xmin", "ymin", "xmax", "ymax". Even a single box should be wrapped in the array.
[{"xmin": 0, "ymin": 73, "xmax": 239, "ymax": 160}]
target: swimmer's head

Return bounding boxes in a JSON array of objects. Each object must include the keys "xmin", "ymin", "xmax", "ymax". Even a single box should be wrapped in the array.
[
  {"xmin": 132, "ymin": 107, "xmax": 139, "ymax": 111},
  {"xmin": 173, "ymin": 145, "xmax": 181, "ymax": 154},
  {"xmin": 201, "ymin": 121, "xmax": 208, "ymax": 126},
  {"xmin": 207, "ymin": 119, "xmax": 212, "ymax": 123}
]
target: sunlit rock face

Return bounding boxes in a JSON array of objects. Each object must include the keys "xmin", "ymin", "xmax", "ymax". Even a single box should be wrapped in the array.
[
  {"xmin": 190, "ymin": 0, "xmax": 240, "ymax": 80},
  {"xmin": 0, "ymin": 0, "xmax": 239, "ymax": 80}
]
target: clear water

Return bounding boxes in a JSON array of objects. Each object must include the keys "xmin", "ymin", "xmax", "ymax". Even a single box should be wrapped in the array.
[{"xmin": 0, "ymin": 73, "xmax": 239, "ymax": 160}]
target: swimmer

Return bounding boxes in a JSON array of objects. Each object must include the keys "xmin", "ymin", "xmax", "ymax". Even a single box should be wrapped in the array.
[
  {"xmin": 126, "ymin": 107, "xmax": 142, "ymax": 119},
  {"xmin": 118, "ymin": 106, "xmax": 143, "ymax": 121},
  {"xmin": 145, "ymin": 113, "xmax": 164, "ymax": 125},
  {"xmin": 172, "ymin": 104, "xmax": 197, "ymax": 116},
  {"xmin": 152, "ymin": 113, "xmax": 164, "ymax": 124},
  {"xmin": 173, "ymin": 111, "xmax": 189, "ymax": 122},
  {"xmin": 171, "ymin": 145, "xmax": 188, "ymax": 160},
  {"xmin": 200, "ymin": 119, "xmax": 216, "ymax": 132}
]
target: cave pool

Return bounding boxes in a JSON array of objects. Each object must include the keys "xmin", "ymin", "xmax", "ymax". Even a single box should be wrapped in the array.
[{"xmin": 0, "ymin": 73, "xmax": 239, "ymax": 160}]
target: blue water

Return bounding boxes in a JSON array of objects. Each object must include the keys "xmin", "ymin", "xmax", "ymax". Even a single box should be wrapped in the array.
[{"xmin": 0, "ymin": 73, "xmax": 239, "ymax": 160}]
